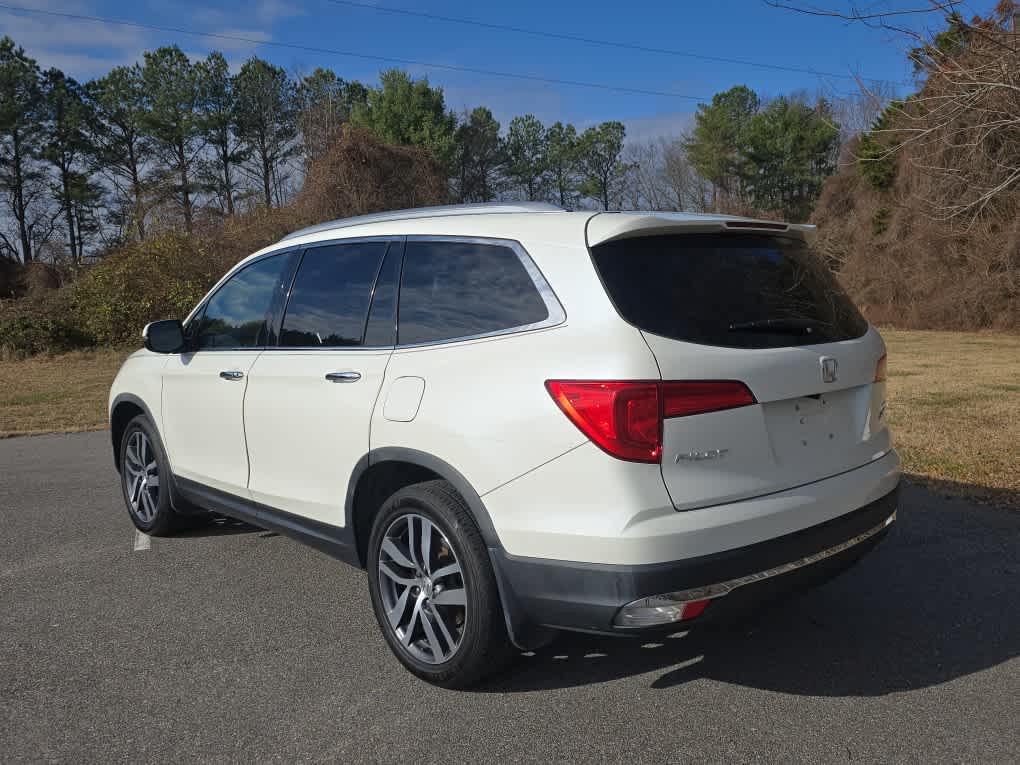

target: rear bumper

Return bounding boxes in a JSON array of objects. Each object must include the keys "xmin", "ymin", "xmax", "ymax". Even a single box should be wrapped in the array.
[{"xmin": 491, "ymin": 484, "xmax": 898, "ymax": 637}]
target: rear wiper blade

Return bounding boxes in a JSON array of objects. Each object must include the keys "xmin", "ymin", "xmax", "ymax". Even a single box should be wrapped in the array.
[{"xmin": 728, "ymin": 318, "xmax": 826, "ymax": 334}]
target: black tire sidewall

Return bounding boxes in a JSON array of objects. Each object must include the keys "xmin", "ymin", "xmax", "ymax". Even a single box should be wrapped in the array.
[
  {"xmin": 366, "ymin": 482, "xmax": 509, "ymax": 687},
  {"xmin": 119, "ymin": 415, "xmax": 174, "ymax": 535}
]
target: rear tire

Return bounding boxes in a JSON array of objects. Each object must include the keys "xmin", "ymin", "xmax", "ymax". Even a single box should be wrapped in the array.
[
  {"xmin": 119, "ymin": 414, "xmax": 182, "ymax": 536},
  {"xmin": 366, "ymin": 480, "xmax": 514, "ymax": 688}
]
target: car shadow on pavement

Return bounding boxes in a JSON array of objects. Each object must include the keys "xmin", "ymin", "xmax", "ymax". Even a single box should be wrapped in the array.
[
  {"xmin": 172, "ymin": 513, "xmax": 264, "ymax": 537},
  {"xmin": 476, "ymin": 482, "xmax": 1020, "ymax": 696}
]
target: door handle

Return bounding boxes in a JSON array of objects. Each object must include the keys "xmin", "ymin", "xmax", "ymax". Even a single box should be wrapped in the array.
[
  {"xmin": 219, "ymin": 370, "xmax": 244, "ymax": 381},
  {"xmin": 325, "ymin": 371, "xmax": 361, "ymax": 383}
]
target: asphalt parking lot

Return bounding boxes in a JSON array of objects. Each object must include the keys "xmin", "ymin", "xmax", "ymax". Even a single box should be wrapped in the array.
[{"xmin": 1, "ymin": 432, "xmax": 1018, "ymax": 763}]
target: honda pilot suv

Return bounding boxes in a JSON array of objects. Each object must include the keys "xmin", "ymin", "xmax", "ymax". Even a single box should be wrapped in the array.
[{"xmin": 109, "ymin": 202, "xmax": 899, "ymax": 687}]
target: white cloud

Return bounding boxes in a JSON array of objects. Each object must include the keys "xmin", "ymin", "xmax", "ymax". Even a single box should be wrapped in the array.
[
  {"xmin": 0, "ymin": 1, "xmax": 290, "ymax": 77},
  {"xmin": 254, "ymin": 0, "xmax": 303, "ymax": 25},
  {"xmin": 0, "ymin": 3, "xmax": 150, "ymax": 78},
  {"xmin": 192, "ymin": 0, "xmax": 302, "ymax": 27}
]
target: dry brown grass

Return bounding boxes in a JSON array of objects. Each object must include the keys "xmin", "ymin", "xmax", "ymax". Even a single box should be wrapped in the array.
[
  {"xmin": 883, "ymin": 329, "xmax": 1019, "ymax": 508},
  {"xmin": 0, "ymin": 332, "xmax": 1017, "ymax": 507},
  {"xmin": 0, "ymin": 348, "xmax": 128, "ymax": 437}
]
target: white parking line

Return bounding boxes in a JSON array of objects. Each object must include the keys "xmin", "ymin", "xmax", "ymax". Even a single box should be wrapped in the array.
[{"xmin": 133, "ymin": 530, "xmax": 151, "ymax": 551}]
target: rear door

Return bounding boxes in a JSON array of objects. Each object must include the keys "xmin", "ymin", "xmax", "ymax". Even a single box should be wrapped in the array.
[
  {"xmin": 243, "ymin": 239, "xmax": 399, "ymax": 525},
  {"xmin": 590, "ymin": 231, "xmax": 891, "ymax": 510}
]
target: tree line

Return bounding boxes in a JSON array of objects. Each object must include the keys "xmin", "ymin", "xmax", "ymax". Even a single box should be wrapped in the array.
[{"xmin": 0, "ymin": 34, "xmax": 844, "ymax": 266}]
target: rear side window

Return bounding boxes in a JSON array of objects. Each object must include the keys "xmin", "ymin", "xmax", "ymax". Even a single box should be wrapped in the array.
[
  {"xmin": 398, "ymin": 241, "xmax": 548, "ymax": 345},
  {"xmin": 195, "ymin": 253, "xmax": 295, "ymax": 350},
  {"xmin": 280, "ymin": 242, "xmax": 388, "ymax": 347},
  {"xmin": 590, "ymin": 234, "xmax": 868, "ymax": 349}
]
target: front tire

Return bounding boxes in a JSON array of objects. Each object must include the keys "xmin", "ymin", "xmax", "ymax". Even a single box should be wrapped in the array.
[
  {"xmin": 119, "ymin": 414, "xmax": 181, "ymax": 536},
  {"xmin": 366, "ymin": 480, "xmax": 514, "ymax": 688}
]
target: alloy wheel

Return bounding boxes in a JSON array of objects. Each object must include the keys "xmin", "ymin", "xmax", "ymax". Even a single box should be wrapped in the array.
[
  {"xmin": 377, "ymin": 513, "xmax": 468, "ymax": 664},
  {"xmin": 124, "ymin": 430, "xmax": 160, "ymax": 524}
]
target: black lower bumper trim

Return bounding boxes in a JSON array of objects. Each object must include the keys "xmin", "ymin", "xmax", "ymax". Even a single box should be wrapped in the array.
[{"xmin": 491, "ymin": 485, "xmax": 899, "ymax": 635}]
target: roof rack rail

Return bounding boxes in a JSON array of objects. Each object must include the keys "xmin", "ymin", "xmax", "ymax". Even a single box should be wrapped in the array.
[{"xmin": 280, "ymin": 201, "xmax": 565, "ymax": 241}]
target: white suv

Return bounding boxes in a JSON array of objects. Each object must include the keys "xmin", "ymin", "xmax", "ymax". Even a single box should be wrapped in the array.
[{"xmin": 109, "ymin": 202, "xmax": 900, "ymax": 687}]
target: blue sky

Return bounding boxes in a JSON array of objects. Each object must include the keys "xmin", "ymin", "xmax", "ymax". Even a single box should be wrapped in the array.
[{"xmin": 0, "ymin": 0, "xmax": 998, "ymax": 141}]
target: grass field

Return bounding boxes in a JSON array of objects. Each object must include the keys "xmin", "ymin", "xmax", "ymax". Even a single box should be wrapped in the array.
[
  {"xmin": 0, "ymin": 348, "xmax": 128, "ymax": 438},
  {"xmin": 881, "ymin": 329, "xmax": 1019, "ymax": 508},
  {"xmin": 1, "ymin": 331, "xmax": 1017, "ymax": 507}
]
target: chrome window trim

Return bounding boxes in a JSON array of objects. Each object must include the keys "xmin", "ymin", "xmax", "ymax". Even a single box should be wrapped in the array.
[
  {"xmin": 182, "ymin": 237, "xmax": 399, "ymax": 353},
  {"xmin": 181, "ymin": 234, "xmax": 566, "ymax": 353},
  {"xmin": 257, "ymin": 345, "xmax": 397, "ymax": 352},
  {"xmin": 394, "ymin": 235, "xmax": 566, "ymax": 350}
]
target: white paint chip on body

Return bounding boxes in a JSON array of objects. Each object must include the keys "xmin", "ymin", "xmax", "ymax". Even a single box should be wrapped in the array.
[{"xmin": 133, "ymin": 529, "xmax": 151, "ymax": 551}]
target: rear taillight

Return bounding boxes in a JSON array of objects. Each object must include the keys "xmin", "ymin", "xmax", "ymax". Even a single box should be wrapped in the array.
[
  {"xmin": 874, "ymin": 353, "xmax": 887, "ymax": 382},
  {"xmin": 661, "ymin": 381, "xmax": 756, "ymax": 418},
  {"xmin": 545, "ymin": 381, "xmax": 661, "ymax": 462},
  {"xmin": 545, "ymin": 380, "xmax": 756, "ymax": 463}
]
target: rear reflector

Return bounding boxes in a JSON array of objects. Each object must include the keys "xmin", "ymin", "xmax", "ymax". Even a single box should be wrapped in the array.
[
  {"xmin": 545, "ymin": 380, "xmax": 756, "ymax": 463},
  {"xmin": 874, "ymin": 353, "xmax": 888, "ymax": 382},
  {"xmin": 614, "ymin": 595, "xmax": 714, "ymax": 628}
]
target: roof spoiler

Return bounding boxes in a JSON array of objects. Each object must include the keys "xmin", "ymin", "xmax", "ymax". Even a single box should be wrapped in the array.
[{"xmin": 586, "ymin": 212, "xmax": 816, "ymax": 248}]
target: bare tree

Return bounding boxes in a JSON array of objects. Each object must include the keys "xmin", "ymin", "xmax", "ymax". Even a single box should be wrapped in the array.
[
  {"xmin": 619, "ymin": 138, "xmax": 714, "ymax": 212},
  {"xmin": 620, "ymin": 141, "xmax": 674, "ymax": 210},
  {"xmin": 763, "ymin": 1, "xmax": 964, "ymax": 31},
  {"xmin": 768, "ymin": 0, "xmax": 1020, "ymax": 224},
  {"xmin": 663, "ymin": 139, "xmax": 712, "ymax": 211},
  {"xmin": 828, "ymin": 81, "xmax": 898, "ymax": 149}
]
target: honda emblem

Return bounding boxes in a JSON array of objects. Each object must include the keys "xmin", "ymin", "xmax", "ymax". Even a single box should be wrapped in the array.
[{"xmin": 820, "ymin": 357, "xmax": 838, "ymax": 383}]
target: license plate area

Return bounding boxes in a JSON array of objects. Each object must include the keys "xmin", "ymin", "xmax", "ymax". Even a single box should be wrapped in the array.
[{"xmin": 763, "ymin": 389, "xmax": 862, "ymax": 466}]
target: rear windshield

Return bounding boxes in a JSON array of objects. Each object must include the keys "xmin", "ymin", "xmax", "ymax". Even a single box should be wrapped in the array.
[{"xmin": 590, "ymin": 233, "xmax": 868, "ymax": 349}]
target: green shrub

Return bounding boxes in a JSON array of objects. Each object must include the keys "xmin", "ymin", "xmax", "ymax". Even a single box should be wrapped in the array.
[
  {"xmin": 0, "ymin": 312, "xmax": 94, "ymax": 357},
  {"xmin": 68, "ymin": 233, "xmax": 221, "ymax": 346}
]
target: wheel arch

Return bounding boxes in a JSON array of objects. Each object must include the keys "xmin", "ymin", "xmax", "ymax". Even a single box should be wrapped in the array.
[
  {"xmin": 345, "ymin": 447, "xmax": 502, "ymax": 569},
  {"xmin": 110, "ymin": 393, "xmax": 157, "ymax": 472},
  {"xmin": 345, "ymin": 447, "xmax": 546, "ymax": 650},
  {"xmin": 110, "ymin": 393, "xmax": 194, "ymax": 515}
]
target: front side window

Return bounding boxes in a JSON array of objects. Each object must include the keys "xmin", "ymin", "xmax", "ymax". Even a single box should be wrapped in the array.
[
  {"xmin": 279, "ymin": 241, "xmax": 389, "ymax": 347},
  {"xmin": 398, "ymin": 241, "xmax": 548, "ymax": 345},
  {"xmin": 195, "ymin": 253, "xmax": 294, "ymax": 350}
]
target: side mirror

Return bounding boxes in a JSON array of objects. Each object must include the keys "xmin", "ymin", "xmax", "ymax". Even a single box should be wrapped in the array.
[{"xmin": 143, "ymin": 319, "xmax": 185, "ymax": 354}]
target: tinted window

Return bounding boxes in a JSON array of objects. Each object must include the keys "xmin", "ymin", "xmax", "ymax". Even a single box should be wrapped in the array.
[
  {"xmin": 398, "ymin": 241, "xmax": 548, "ymax": 345},
  {"xmin": 280, "ymin": 242, "xmax": 388, "ymax": 347},
  {"xmin": 591, "ymin": 234, "xmax": 868, "ymax": 349},
  {"xmin": 196, "ymin": 253, "xmax": 294, "ymax": 349},
  {"xmin": 364, "ymin": 243, "xmax": 401, "ymax": 346}
]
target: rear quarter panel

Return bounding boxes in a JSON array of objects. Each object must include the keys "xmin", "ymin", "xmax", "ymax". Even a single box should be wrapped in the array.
[{"xmin": 369, "ymin": 235, "xmax": 661, "ymax": 498}]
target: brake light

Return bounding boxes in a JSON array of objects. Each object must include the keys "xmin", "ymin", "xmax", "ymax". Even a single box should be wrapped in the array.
[
  {"xmin": 874, "ymin": 353, "xmax": 888, "ymax": 382},
  {"xmin": 662, "ymin": 381, "xmax": 756, "ymax": 418},
  {"xmin": 545, "ymin": 380, "xmax": 756, "ymax": 463}
]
